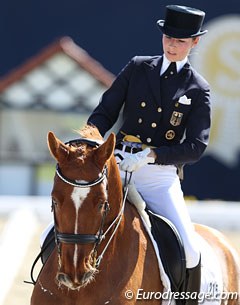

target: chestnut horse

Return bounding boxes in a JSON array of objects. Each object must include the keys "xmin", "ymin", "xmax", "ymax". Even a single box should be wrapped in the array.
[{"xmin": 31, "ymin": 125, "xmax": 240, "ymax": 305}]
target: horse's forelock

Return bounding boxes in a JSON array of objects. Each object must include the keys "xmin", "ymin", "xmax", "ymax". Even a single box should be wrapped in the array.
[{"xmin": 76, "ymin": 124, "xmax": 103, "ymax": 141}]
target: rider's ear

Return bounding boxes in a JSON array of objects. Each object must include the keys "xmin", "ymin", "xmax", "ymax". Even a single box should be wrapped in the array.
[
  {"xmin": 94, "ymin": 133, "xmax": 116, "ymax": 169},
  {"xmin": 47, "ymin": 131, "xmax": 70, "ymax": 163}
]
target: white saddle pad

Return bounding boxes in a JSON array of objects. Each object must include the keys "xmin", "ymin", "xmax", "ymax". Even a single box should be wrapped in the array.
[{"xmin": 197, "ymin": 234, "xmax": 223, "ymax": 305}]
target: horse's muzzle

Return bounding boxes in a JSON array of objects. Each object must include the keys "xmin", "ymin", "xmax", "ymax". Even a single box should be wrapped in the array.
[{"xmin": 56, "ymin": 269, "xmax": 97, "ymax": 290}]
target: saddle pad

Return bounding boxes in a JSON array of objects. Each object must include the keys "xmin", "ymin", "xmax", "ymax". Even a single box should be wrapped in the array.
[
  {"xmin": 166, "ymin": 234, "xmax": 223, "ymax": 305},
  {"xmin": 197, "ymin": 234, "xmax": 223, "ymax": 305}
]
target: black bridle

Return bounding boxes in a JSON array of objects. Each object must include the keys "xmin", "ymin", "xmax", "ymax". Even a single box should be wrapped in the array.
[
  {"xmin": 25, "ymin": 137, "xmax": 130, "ymax": 285},
  {"xmin": 55, "ymin": 163, "xmax": 107, "ymax": 189},
  {"xmin": 52, "ymin": 138, "xmax": 110, "ymax": 260},
  {"xmin": 52, "ymin": 137, "xmax": 130, "ymax": 270},
  {"xmin": 53, "ymin": 163, "xmax": 109, "ymax": 246}
]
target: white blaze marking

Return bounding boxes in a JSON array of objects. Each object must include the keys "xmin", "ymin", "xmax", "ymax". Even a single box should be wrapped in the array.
[
  {"xmin": 73, "ymin": 244, "xmax": 78, "ymax": 279},
  {"xmin": 71, "ymin": 186, "xmax": 90, "ymax": 275},
  {"xmin": 102, "ymin": 177, "xmax": 108, "ymax": 199}
]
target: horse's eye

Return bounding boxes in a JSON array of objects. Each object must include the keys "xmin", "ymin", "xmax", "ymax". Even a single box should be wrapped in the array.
[
  {"xmin": 98, "ymin": 201, "xmax": 110, "ymax": 213},
  {"xmin": 98, "ymin": 201, "xmax": 104, "ymax": 211}
]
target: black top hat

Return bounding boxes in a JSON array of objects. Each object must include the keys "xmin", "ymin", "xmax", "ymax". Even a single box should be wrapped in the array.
[{"xmin": 157, "ymin": 5, "xmax": 207, "ymax": 38}]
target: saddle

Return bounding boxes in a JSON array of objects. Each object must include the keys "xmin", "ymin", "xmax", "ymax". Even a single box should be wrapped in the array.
[{"xmin": 147, "ymin": 209, "xmax": 186, "ymax": 294}]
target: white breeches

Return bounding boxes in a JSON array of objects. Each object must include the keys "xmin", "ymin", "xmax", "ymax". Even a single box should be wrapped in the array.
[{"xmin": 115, "ymin": 149, "xmax": 200, "ymax": 268}]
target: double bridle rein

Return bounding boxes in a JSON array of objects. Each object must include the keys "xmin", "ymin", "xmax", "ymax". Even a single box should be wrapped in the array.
[{"xmin": 52, "ymin": 138, "xmax": 129, "ymax": 269}]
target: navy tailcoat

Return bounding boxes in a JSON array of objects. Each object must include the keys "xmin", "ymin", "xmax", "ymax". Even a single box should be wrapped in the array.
[{"xmin": 88, "ymin": 55, "xmax": 211, "ymax": 165}]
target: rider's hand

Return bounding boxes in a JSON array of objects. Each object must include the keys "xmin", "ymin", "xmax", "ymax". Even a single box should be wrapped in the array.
[{"xmin": 119, "ymin": 148, "xmax": 155, "ymax": 172}]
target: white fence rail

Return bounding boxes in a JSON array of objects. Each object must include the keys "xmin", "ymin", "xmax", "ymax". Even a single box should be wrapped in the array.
[
  {"xmin": 0, "ymin": 196, "xmax": 240, "ymax": 230},
  {"xmin": 0, "ymin": 208, "xmax": 37, "ymax": 305}
]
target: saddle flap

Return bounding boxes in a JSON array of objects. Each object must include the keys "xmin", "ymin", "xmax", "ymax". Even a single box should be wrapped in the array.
[{"xmin": 147, "ymin": 209, "xmax": 186, "ymax": 292}]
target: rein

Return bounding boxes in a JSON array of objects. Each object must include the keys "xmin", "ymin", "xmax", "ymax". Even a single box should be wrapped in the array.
[{"xmin": 94, "ymin": 177, "xmax": 130, "ymax": 267}]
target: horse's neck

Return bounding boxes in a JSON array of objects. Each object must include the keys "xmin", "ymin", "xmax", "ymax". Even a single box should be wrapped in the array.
[
  {"xmin": 104, "ymin": 160, "xmax": 146, "ymax": 260},
  {"xmin": 107, "ymin": 159, "xmax": 124, "ymax": 212},
  {"xmin": 103, "ymin": 202, "xmax": 142, "ymax": 260}
]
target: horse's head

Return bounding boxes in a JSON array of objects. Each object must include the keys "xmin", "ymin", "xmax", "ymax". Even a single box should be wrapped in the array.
[{"xmin": 47, "ymin": 125, "xmax": 123, "ymax": 290}]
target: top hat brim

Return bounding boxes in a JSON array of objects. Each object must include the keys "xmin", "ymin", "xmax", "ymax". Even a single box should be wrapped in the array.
[{"xmin": 157, "ymin": 20, "xmax": 208, "ymax": 38}]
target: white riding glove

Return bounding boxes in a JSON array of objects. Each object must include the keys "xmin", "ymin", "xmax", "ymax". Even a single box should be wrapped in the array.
[{"xmin": 119, "ymin": 148, "xmax": 155, "ymax": 172}]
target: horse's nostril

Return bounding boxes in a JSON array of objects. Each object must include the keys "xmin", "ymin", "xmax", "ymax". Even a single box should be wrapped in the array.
[{"xmin": 57, "ymin": 272, "xmax": 71, "ymax": 285}]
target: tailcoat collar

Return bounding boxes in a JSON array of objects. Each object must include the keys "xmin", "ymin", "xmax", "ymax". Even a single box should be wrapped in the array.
[
  {"xmin": 143, "ymin": 56, "xmax": 163, "ymax": 104},
  {"xmin": 143, "ymin": 56, "xmax": 191, "ymax": 104}
]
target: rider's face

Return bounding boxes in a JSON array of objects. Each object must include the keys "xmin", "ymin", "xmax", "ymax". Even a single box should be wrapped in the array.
[{"xmin": 162, "ymin": 34, "xmax": 200, "ymax": 62}]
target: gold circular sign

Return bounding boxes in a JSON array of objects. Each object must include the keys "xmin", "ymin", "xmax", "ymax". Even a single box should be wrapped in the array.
[
  {"xmin": 192, "ymin": 16, "xmax": 240, "ymax": 100},
  {"xmin": 191, "ymin": 16, "xmax": 240, "ymax": 165}
]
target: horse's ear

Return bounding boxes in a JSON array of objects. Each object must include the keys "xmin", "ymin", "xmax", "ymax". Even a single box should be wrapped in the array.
[
  {"xmin": 47, "ymin": 131, "xmax": 70, "ymax": 163},
  {"xmin": 94, "ymin": 133, "xmax": 116, "ymax": 169}
]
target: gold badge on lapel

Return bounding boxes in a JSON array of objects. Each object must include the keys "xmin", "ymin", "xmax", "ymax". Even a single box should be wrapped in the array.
[
  {"xmin": 170, "ymin": 111, "xmax": 183, "ymax": 126},
  {"xmin": 165, "ymin": 130, "xmax": 175, "ymax": 140}
]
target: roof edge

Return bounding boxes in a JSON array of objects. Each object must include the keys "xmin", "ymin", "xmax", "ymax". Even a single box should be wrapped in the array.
[{"xmin": 0, "ymin": 36, "xmax": 115, "ymax": 92}]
